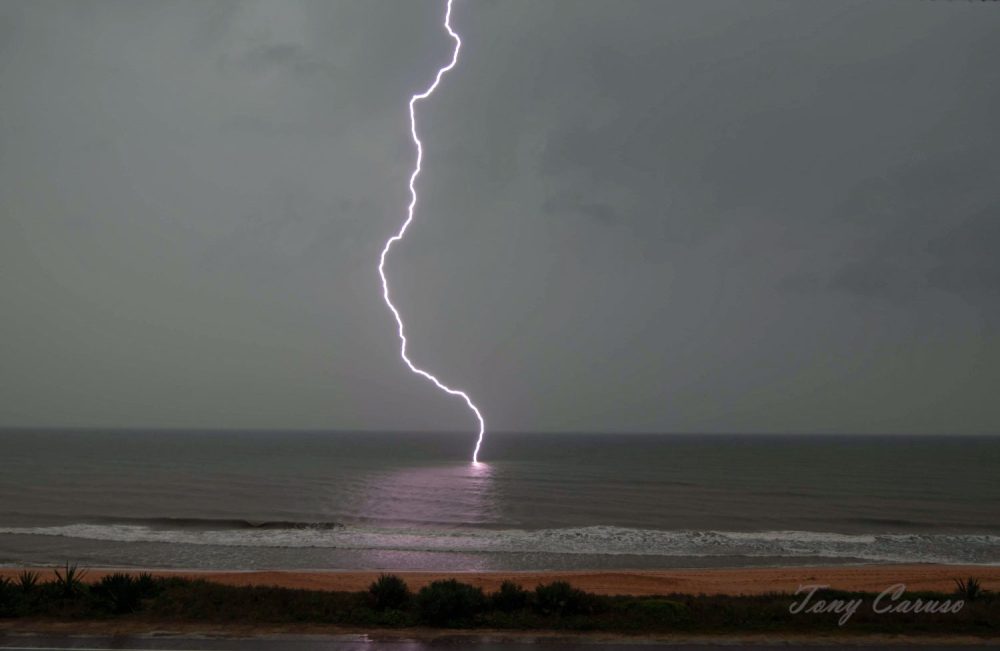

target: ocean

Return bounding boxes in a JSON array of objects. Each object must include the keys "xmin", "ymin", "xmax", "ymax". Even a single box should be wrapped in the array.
[{"xmin": 0, "ymin": 430, "xmax": 997, "ymax": 570}]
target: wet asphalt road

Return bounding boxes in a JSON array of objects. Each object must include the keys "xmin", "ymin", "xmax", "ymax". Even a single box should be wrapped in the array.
[{"xmin": 0, "ymin": 634, "xmax": 994, "ymax": 650}]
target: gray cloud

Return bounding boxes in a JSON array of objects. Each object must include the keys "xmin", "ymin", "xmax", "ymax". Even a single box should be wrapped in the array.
[{"xmin": 1, "ymin": 0, "xmax": 998, "ymax": 436}]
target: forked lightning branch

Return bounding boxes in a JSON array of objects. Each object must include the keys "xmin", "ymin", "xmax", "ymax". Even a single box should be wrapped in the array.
[{"xmin": 376, "ymin": 0, "xmax": 486, "ymax": 463}]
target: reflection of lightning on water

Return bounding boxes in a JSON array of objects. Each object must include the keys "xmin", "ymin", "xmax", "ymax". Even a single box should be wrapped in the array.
[{"xmin": 377, "ymin": 0, "xmax": 485, "ymax": 464}]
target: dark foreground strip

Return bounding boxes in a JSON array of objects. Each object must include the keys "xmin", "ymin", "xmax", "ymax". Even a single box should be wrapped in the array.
[{"xmin": 0, "ymin": 635, "xmax": 994, "ymax": 651}]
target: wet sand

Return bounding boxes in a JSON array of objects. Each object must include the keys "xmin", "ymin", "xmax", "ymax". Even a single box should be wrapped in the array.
[{"xmin": 3, "ymin": 564, "xmax": 998, "ymax": 596}]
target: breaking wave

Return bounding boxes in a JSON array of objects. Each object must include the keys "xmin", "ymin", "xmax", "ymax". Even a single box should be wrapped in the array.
[
  {"xmin": 88, "ymin": 516, "xmax": 344, "ymax": 531},
  {"xmin": 0, "ymin": 523, "xmax": 996, "ymax": 565}
]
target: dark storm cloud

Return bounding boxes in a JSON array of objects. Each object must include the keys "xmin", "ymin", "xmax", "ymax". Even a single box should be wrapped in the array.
[
  {"xmin": 1, "ymin": 0, "xmax": 998, "ymax": 436},
  {"xmin": 829, "ymin": 151, "xmax": 1000, "ymax": 301}
]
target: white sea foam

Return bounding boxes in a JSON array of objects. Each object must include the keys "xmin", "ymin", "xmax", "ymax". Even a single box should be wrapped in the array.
[{"xmin": 0, "ymin": 524, "xmax": 996, "ymax": 565}]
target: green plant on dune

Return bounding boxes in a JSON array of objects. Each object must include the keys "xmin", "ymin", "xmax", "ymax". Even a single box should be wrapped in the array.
[
  {"xmin": 954, "ymin": 577, "xmax": 984, "ymax": 601},
  {"xmin": 368, "ymin": 574, "xmax": 411, "ymax": 611},
  {"xmin": 16, "ymin": 570, "xmax": 39, "ymax": 593},
  {"xmin": 92, "ymin": 572, "xmax": 161, "ymax": 614},
  {"xmin": 53, "ymin": 562, "xmax": 87, "ymax": 598},
  {"xmin": 134, "ymin": 572, "xmax": 160, "ymax": 597}
]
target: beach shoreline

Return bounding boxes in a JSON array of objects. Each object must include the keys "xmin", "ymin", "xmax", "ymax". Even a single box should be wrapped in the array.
[{"xmin": 3, "ymin": 564, "xmax": 998, "ymax": 596}]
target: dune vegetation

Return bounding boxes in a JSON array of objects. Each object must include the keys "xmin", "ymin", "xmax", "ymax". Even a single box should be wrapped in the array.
[{"xmin": 0, "ymin": 566, "xmax": 996, "ymax": 636}]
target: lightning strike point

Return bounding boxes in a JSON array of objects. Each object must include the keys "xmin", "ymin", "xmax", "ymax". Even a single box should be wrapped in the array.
[{"xmin": 377, "ymin": 0, "xmax": 486, "ymax": 464}]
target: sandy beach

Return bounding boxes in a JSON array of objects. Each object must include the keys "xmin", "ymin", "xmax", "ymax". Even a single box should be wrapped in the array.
[{"xmin": 4, "ymin": 564, "xmax": 998, "ymax": 596}]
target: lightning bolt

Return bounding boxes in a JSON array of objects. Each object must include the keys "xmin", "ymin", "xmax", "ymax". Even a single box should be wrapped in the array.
[{"xmin": 377, "ymin": 0, "xmax": 485, "ymax": 464}]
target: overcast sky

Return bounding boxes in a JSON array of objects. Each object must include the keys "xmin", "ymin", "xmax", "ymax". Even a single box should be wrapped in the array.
[{"xmin": 1, "ymin": 0, "xmax": 998, "ymax": 436}]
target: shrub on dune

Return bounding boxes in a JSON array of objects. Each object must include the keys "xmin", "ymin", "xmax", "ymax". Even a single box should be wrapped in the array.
[
  {"xmin": 368, "ymin": 574, "xmax": 411, "ymax": 611},
  {"xmin": 490, "ymin": 580, "xmax": 529, "ymax": 612},
  {"xmin": 533, "ymin": 581, "xmax": 594, "ymax": 616},
  {"xmin": 416, "ymin": 579, "xmax": 487, "ymax": 626},
  {"xmin": 92, "ymin": 573, "xmax": 160, "ymax": 614}
]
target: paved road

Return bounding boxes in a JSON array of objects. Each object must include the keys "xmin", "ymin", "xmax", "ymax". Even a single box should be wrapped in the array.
[{"xmin": 0, "ymin": 635, "xmax": 994, "ymax": 650}]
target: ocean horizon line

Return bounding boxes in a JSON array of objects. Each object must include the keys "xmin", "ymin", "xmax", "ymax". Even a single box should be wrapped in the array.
[{"xmin": 2, "ymin": 427, "xmax": 999, "ymax": 437}]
